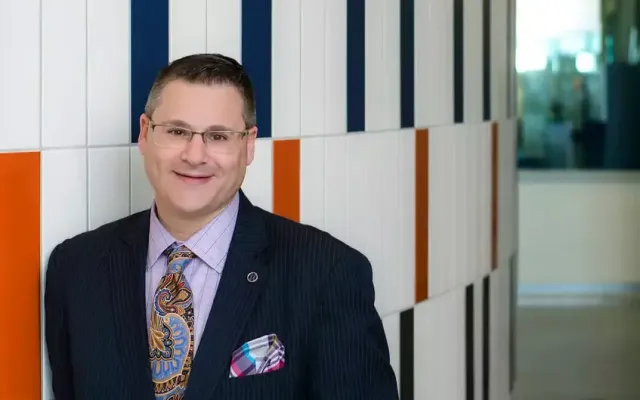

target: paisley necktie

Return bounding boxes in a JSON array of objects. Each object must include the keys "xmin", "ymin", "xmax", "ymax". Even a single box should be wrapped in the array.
[{"xmin": 149, "ymin": 244, "xmax": 196, "ymax": 399}]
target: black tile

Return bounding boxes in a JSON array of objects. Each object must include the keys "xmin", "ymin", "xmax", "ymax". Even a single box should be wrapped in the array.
[{"xmin": 400, "ymin": 308, "xmax": 414, "ymax": 400}]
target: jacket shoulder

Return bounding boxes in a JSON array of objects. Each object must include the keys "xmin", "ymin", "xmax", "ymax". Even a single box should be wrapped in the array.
[
  {"xmin": 255, "ymin": 207, "xmax": 368, "ymax": 265},
  {"xmin": 51, "ymin": 210, "xmax": 149, "ymax": 259}
]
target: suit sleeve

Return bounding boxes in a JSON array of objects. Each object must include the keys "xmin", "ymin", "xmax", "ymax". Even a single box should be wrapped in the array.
[
  {"xmin": 44, "ymin": 243, "xmax": 76, "ymax": 400},
  {"xmin": 309, "ymin": 250, "xmax": 400, "ymax": 400}
]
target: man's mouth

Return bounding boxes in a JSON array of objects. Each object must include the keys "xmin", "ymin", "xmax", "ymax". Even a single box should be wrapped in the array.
[{"xmin": 174, "ymin": 171, "xmax": 213, "ymax": 184}]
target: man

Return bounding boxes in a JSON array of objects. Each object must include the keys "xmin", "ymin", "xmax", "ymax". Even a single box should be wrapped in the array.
[{"xmin": 45, "ymin": 53, "xmax": 399, "ymax": 399}]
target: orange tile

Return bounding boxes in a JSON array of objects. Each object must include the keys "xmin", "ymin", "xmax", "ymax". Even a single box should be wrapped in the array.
[
  {"xmin": 273, "ymin": 139, "xmax": 300, "ymax": 222},
  {"xmin": 415, "ymin": 129, "xmax": 429, "ymax": 303},
  {"xmin": 491, "ymin": 122, "xmax": 499, "ymax": 270},
  {"xmin": 0, "ymin": 151, "xmax": 41, "ymax": 399}
]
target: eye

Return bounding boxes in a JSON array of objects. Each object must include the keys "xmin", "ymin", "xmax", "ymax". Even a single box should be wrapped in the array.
[
  {"xmin": 167, "ymin": 128, "xmax": 189, "ymax": 136},
  {"xmin": 207, "ymin": 132, "xmax": 229, "ymax": 141}
]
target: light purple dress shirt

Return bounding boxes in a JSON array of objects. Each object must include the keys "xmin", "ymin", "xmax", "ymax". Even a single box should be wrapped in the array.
[{"xmin": 145, "ymin": 192, "xmax": 239, "ymax": 355}]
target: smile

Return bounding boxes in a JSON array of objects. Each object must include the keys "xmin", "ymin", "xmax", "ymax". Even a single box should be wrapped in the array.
[{"xmin": 174, "ymin": 172, "xmax": 213, "ymax": 184}]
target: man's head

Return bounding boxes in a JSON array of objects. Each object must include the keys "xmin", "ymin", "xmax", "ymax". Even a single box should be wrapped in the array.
[{"xmin": 138, "ymin": 53, "xmax": 258, "ymax": 221}]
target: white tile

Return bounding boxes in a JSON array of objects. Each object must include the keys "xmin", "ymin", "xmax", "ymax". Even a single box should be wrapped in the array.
[
  {"xmin": 41, "ymin": 149, "xmax": 88, "ymax": 400},
  {"xmin": 381, "ymin": 312, "xmax": 400, "ymax": 393},
  {"xmin": 38, "ymin": 149, "xmax": 80, "ymax": 400},
  {"xmin": 364, "ymin": 132, "xmax": 391, "ymax": 314},
  {"xmin": 381, "ymin": 0, "xmax": 401, "ymax": 129},
  {"xmin": 371, "ymin": 131, "xmax": 413, "ymax": 315},
  {"xmin": 414, "ymin": 289, "xmax": 466, "ymax": 400},
  {"xmin": 324, "ymin": 0, "xmax": 347, "ymax": 135},
  {"xmin": 271, "ymin": 0, "xmax": 301, "ymax": 138},
  {"xmin": 344, "ymin": 131, "xmax": 413, "ymax": 314},
  {"xmin": 365, "ymin": 0, "xmax": 400, "ymax": 131},
  {"xmin": 206, "ymin": 0, "xmax": 241, "ymax": 61},
  {"xmin": 477, "ymin": 123, "xmax": 492, "ymax": 279},
  {"xmin": 498, "ymin": 119, "xmax": 518, "ymax": 268},
  {"xmin": 413, "ymin": 298, "xmax": 437, "ymax": 397},
  {"xmin": 450, "ymin": 129, "xmax": 463, "ymax": 287},
  {"xmin": 364, "ymin": 0, "xmax": 384, "ymax": 131},
  {"xmin": 428, "ymin": 125, "xmax": 457, "ymax": 297},
  {"xmin": 169, "ymin": 0, "xmax": 207, "ymax": 61},
  {"xmin": 378, "ymin": 131, "xmax": 401, "ymax": 313},
  {"xmin": 242, "ymin": 138, "xmax": 273, "ymax": 212},
  {"xmin": 41, "ymin": 1, "xmax": 87, "ymax": 148},
  {"xmin": 460, "ymin": 126, "xmax": 473, "ymax": 285},
  {"xmin": 490, "ymin": 267, "xmax": 512, "ymax": 400},
  {"xmin": 87, "ymin": 0, "xmax": 130, "ymax": 146},
  {"xmin": 464, "ymin": 0, "xmax": 483, "ymax": 123},
  {"xmin": 300, "ymin": 0, "xmax": 325, "ymax": 136},
  {"xmin": 88, "ymin": 147, "xmax": 130, "ymax": 229},
  {"xmin": 491, "ymin": 0, "xmax": 508, "ymax": 120},
  {"xmin": 429, "ymin": 123, "xmax": 494, "ymax": 292},
  {"xmin": 323, "ymin": 135, "xmax": 347, "ymax": 242},
  {"xmin": 300, "ymin": 137, "xmax": 325, "ymax": 230},
  {"xmin": 0, "ymin": 0, "xmax": 40, "ymax": 150},
  {"xmin": 130, "ymin": 146, "xmax": 155, "ymax": 214},
  {"xmin": 345, "ymin": 133, "xmax": 378, "ymax": 262},
  {"xmin": 41, "ymin": 148, "xmax": 88, "ymax": 260},
  {"xmin": 415, "ymin": 0, "xmax": 454, "ymax": 127},
  {"xmin": 509, "ymin": 120, "xmax": 519, "ymax": 257},
  {"xmin": 398, "ymin": 129, "xmax": 416, "ymax": 308}
]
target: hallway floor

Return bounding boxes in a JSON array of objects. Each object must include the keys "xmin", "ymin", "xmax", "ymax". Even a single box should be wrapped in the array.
[{"xmin": 512, "ymin": 304, "xmax": 640, "ymax": 400}]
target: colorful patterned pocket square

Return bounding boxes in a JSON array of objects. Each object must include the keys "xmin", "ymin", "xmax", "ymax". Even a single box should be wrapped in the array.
[{"xmin": 229, "ymin": 333, "xmax": 285, "ymax": 378}]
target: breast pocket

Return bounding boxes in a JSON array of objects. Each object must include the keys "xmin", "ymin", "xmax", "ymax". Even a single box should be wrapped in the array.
[{"xmin": 223, "ymin": 369, "xmax": 297, "ymax": 400}]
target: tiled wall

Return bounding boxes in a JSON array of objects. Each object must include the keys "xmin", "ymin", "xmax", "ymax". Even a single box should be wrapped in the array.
[{"xmin": 0, "ymin": 0, "xmax": 518, "ymax": 399}]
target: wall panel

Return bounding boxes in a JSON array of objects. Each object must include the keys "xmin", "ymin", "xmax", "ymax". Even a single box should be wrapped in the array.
[
  {"xmin": 0, "ymin": 0, "xmax": 40, "ymax": 150},
  {"xmin": 87, "ymin": 0, "xmax": 130, "ymax": 145},
  {"xmin": 41, "ymin": 2, "xmax": 87, "ymax": 148},
  {"xmin": 0, "ymin": 152, "xmax": 41, "ymax": 399}
]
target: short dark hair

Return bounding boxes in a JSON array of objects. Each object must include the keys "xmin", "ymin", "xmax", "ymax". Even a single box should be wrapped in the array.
[{"xmin": 144, "ymin": 53, "xmax": 256, "ymax": 128}]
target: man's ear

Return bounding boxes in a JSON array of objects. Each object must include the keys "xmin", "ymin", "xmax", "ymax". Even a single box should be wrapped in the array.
[
  {"xmin": 245, "ymin": 126, "xmax": 258, "ymax": 166},
  {"xmin": 138, "ymin": 114, "xmax": 150, "ymax": 154}
]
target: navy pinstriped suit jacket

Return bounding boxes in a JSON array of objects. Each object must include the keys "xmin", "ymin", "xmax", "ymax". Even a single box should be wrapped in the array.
[{"xmin": 44, "ymin": 190, "xmax": 399, "ymax": 399}]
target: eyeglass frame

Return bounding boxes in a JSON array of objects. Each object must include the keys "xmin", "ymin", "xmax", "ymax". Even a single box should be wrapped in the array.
[{"xmin": 145, "ymin": 114, "xmax": 254, "ymax": 148}]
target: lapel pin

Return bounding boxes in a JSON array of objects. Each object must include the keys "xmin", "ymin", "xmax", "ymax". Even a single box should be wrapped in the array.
[{"xmin": 247, "ymin": 272, "xmax": 258, "ymax": 283}]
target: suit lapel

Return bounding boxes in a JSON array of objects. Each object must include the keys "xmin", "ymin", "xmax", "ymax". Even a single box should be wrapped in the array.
[
  {"xmin": 185, "ymin": 191, "xmax": 270, "ymax": 399},
  {"xmin": 109, "ymin": 211, "xmax": 155, "ymax": 398}
]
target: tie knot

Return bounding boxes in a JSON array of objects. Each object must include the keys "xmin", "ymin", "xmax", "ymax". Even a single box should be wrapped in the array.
[{"xmin": 164, "ymin": 244, "xmax": 196, "ymax": 273}]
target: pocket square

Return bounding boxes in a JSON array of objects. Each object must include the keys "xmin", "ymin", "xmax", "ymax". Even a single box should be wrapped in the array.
[{"xmin": 229, "ymin": 333, "xmax": 285, "ymax": 378}]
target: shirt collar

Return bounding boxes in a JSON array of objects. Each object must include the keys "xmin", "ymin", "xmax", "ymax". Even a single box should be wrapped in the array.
[{"xmin": 147, "ymin": 192, "xmax": 240, "ymax": 273}]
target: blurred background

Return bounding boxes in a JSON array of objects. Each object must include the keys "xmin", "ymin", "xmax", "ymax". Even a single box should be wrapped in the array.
[
  {"xmin": 517, "ymin": 0, "xmax": 639, "ymax": 170},
  {"xmin": 515, "ymin": 0, "xmax": 640, "ymax": 398}
]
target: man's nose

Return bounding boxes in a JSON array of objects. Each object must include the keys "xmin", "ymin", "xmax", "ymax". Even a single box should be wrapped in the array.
[{"xmin": 181, "ymin": 133, "xmax": 208, "ymax": 163}]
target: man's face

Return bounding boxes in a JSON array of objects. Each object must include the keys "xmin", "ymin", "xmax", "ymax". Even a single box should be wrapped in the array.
[{"xmin": 138, "ymin": 80, "xmax": 257, "ymax": 219}]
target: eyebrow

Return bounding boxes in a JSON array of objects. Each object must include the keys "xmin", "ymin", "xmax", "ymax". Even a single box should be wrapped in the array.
[{"xmin": 161, "ymin": 119, "xmax": 238, "ymax": 131}]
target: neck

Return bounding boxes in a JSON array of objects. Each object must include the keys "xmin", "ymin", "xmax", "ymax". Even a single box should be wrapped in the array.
[{"xmin": 154, "ymin": 198, "xmax": 232, "ymax": 242}]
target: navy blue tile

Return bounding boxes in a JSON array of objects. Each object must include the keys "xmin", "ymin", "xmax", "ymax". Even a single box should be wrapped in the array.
[
  {"xmin": 347, "ymin": 0, "xmax": 366, "ymax": 132},
  {"xmin": 454, "ymin": 0, "xmax": 464, "ymax": 123},
  {"xmin": 242, "ymin": 0, "xmax": 272, "ymax": 138},
  {"xmin": 506, "ymin": 0, "xmax": 513, "ymax": 118},
  {"xmin": 400, "ymin": 0, "xmax": 415, "ymax": 128},
  {"xmin": 130, "ymin": 0, "xmax": 169, "ymax": 143},
  {"xmin": 483, "ymin": 0, "xmax": 491, "ymax": 121}
]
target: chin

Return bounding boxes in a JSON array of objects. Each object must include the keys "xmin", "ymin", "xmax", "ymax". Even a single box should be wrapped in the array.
[{"xmin": 172, "ymin": 200, "xmax": 215, "ymax": 217}]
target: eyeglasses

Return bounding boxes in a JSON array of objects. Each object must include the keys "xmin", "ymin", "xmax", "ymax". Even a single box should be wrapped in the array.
[{"xmin": 148, "ymin": 118, "xmax": 251, "ymax": 154}]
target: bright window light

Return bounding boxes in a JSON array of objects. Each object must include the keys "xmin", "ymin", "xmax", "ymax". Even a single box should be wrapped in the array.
[
  {"xmin": 575, "ymin": 51, "xmax": 596, "ymax": 73},
  {"xmin": 516, "ymin": 47, "xmax": 548, "ymax": 72}
]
